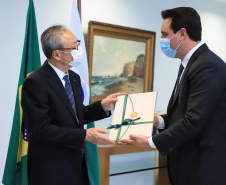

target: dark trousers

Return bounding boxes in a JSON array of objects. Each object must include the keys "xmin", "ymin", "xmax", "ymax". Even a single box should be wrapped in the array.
[{"xmin": 80, "ymin": 156, "xmax": 90, "ymax": 185}]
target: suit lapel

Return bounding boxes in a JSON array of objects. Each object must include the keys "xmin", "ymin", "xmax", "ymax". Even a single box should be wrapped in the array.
[
  {"xmin": 170, "ymin": 44, "xmax": 209, "ymax": 109},
  {"xmin": 42, "ymin": 61, "xmax": 78, "ymax": 123},
  {"xmin": 167, "ymin": 82, "xmax": 177, "ymax": 113}
]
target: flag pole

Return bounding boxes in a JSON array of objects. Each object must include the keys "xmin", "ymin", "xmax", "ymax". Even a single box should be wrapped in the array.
[{"xmin": 77, "ymin": 0, "xmax": 81, "ymax": 21}]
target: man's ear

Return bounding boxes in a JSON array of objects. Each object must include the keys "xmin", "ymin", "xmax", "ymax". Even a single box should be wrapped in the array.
[
  {"xmin": 52, "ymin": 50, "xmax": 61, "ymax": 60},
  {"xmin": 180, "ymin": 28, "xmax": 187, "ymax": 41}
]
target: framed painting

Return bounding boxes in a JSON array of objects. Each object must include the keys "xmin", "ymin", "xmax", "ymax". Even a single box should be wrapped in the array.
[{"xmin": 86, "ymin": 21, "xmax": 155, "ymax": 102}]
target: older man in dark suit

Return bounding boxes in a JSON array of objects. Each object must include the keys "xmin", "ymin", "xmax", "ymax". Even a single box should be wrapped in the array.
[
  {"xmin": 119, "ymin": 7, "xmax": 226, "ymax": 185},
  {"xmin": 21, "ymin": 25, "xmax": 125, "ymax": 185}
]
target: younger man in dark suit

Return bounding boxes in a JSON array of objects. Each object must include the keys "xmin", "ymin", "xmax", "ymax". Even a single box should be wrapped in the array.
[{"xmin": 119, "ymin": 7, "xmax": 226, "ymax": 185}]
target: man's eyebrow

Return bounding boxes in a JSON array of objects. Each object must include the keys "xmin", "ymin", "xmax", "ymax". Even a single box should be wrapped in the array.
[{"xmin": 161, "ymin": 31, "xmax": 168, "ymax": 34}]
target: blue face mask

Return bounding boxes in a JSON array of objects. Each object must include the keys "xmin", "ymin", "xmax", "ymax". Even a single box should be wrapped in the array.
[{"xmin": 160, "ymin": 30, "xmax": 183, "ymax": 58}]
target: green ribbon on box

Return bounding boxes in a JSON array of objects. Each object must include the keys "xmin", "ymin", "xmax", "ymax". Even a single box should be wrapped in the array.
[{"xmin": 108, "ymin": 95, "xmax": 154, "ymax": 141}]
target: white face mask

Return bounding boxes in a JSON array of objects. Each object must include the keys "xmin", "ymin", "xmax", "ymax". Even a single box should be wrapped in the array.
[{"xmin": 59, "ymin": 45, "xmax": 83, "ymax": 67}]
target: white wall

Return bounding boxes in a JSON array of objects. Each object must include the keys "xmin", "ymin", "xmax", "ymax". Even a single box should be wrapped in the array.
[{"xmin": 1, "ymin": 0, "xmax": 226, "ymax": 183}]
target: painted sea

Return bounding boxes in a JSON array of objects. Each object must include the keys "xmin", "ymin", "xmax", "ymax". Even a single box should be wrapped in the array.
[
  {"xmin": 91, "ymin": 75, "xmax": 144, "ymax": 96},
  {"xmin": 91, "ymin": 76, "xmax": 127, "ymax": 96}
]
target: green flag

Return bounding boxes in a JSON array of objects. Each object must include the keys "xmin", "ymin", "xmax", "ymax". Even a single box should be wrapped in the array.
[
  {"xmin": 2, "ymin": 0, "xmax": 41, "ymax": 184},
  {"xmin": 86, "ymin": 99, "xmax": 100, "ymax": 185}
]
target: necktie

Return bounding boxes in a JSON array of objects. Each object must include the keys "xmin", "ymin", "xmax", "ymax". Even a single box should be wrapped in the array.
[
  {"xmin": 63, "ymin": 75, "xmax": 79, "ymax": 123},
  {"xmin": 176, "ymin": 64, "xmax": 184, "ymax": 89}
]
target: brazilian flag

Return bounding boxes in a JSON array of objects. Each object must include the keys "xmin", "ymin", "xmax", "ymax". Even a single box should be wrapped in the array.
[{"xmin": 2, "ymin": 0, "xmax": 41, "ymax": 184}]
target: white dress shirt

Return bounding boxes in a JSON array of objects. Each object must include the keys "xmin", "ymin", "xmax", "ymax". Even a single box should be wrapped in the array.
[
  {"xmin": 149, "ymin": 42, "xmax": 204, "ymax": 148},
  {"xmin": 48, "ymin": 62, "xmax": 109, "ymax": 118},
  {"xmin": 48, "ymin": 62, "xmax": 69, "ymax": 86},
  {"xmin": 48, "ymin": 62, "xmax": 83, "ymax": 124}
]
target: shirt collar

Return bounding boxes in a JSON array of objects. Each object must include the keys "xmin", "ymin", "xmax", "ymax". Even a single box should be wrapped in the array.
[
  {"xmin": 48, "ymin": 62, "xmax": 69, "ymax": 80},
  {"xmin": 181, "ymin": 41, "xmax": 204, "ymax": 68}
]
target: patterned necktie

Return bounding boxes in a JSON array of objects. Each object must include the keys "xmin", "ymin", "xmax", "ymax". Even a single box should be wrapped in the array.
[
  {"xmin": 63, "ymin": 75, "xmax": 79, "ymax": 123},
  {"xmin": 176, "ymin": 64, "xmax": 184, "ymax": 89}
]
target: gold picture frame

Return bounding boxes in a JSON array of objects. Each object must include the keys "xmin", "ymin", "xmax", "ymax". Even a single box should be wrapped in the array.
[{"xmin": 87, "ymin": 21, "xmax": 155, "ymax": 102}]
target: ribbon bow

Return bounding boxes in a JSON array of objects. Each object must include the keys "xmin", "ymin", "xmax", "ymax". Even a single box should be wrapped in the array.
[{"xmin": 107, "ymin": 117, "xmax": 141, "ymax": 129}]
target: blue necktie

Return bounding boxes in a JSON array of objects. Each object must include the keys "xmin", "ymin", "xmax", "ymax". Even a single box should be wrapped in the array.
[
  {"xmin": 176, "ymin": 64, "xmax": 184, "ymax": 89},
  {"xmin": 63, "ymin": 75, "xmax": 79, "ymax": 123}
]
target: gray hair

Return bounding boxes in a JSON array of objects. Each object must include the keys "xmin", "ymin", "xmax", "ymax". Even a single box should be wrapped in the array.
[{"xmin": 41, "ymin": 25, "xmax": 68, "ymax": 59}]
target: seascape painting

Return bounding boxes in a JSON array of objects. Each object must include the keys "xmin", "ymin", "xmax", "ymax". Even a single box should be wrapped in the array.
[{"xmin": 91, "ymin": 35, "xmax": 146, "ymax": 96}]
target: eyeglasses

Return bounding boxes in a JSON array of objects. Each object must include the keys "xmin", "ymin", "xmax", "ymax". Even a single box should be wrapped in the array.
[{"xmin": 54, "ymin": 40, "xmax": 81, "ymax": 51}]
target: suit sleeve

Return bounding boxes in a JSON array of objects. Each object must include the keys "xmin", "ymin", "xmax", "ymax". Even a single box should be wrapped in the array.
[
  {"xmin": 153, "ymin": 59, "xmax": 224, "ymax": 155},
  {"xmin": 22, "ymin": 78, "xmax": 86, "ymax": 150},
  {"xmin": 83, "ymin": 101, "xmax": 111, "ymax": 124},
  {"xmin": 75, "ymin": 74, "xmax": 111, "ymax": 124}
]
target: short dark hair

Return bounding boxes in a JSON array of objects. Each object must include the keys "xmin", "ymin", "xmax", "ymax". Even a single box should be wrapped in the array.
[
  {"xmin": 161, "ymin": 7, "xmax": 202, "ymax": 41},
  {"xmin": 41, "ymin": 25, "xmax": 67, "ymax": 59}
]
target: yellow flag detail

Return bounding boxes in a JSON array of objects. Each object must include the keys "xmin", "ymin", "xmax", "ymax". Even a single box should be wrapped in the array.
[{"xmin": 17, "ymin": 85, "xmax": 28, "ymax": 163}]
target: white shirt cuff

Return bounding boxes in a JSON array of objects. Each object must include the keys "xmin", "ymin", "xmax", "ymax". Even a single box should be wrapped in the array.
[
  {"xmin": 148, "ymin": 137, "xmax": 156, "ymax": 148},
  {"xmin": 156, "ymin": 115, "xmax": 165, "ymax": 129}
]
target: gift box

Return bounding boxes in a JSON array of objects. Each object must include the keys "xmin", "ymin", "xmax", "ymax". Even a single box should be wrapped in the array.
[{"xmin": 108, "ymin": 92, "xmax": 157, "ymax": 141}]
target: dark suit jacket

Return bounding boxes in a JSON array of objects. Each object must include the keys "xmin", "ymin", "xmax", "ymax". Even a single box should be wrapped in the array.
[
  {"xmin": 21, "ymin": 61, "xmax": 110, "ymax": 185},
  {"xmin": 153, "ymin": 44, "xmax": 226, "ymax": 185}
]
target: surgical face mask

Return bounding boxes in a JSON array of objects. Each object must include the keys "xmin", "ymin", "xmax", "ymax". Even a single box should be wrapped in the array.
[
  {"xmin": 160, "ymin": 30, "xmax": 183, "ymax": 58},
  {"xmin": 60, "ymin": 45, "xmax": 83, "ymax": 67}
]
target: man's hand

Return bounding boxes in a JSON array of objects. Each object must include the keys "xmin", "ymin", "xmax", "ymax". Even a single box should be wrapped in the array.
[
  {"xmin": 118, "ymin": 135, "xmax": 150, "ymax": 147},
  {"xmin": 85, "ymin": 128, "xmax": 115, "ymax": 145},
  {"xmin": 154, "ymin": 115, "xmax": 159, "ymax": 127},
  {"xmin": 101, "ymin": 92, "xmax": 127, "ymax": 111}
]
